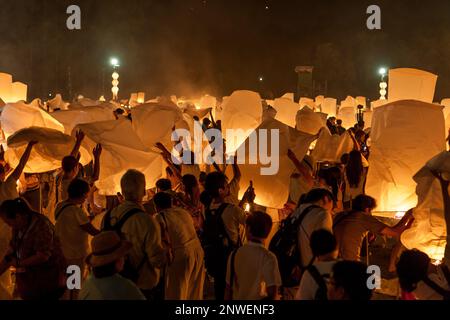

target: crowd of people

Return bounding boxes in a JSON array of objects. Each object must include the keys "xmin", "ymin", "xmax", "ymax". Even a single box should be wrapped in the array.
[{"xmin": 0, "ymin": 109, "xmax": 449, "ymax": 301}]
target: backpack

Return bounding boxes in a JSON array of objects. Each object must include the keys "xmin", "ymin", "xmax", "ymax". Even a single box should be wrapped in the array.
[
  {"xmin": 269, "ymin": 205, "xmax": 320, "ymax": 288},
  {"xmin": 306, "ymin": 265, "xmax": 328, "ymax": 300},
  {"xmin": 201, "ymin": 203, "xmax": 235, "ymax": 277},
  {"xmin": 102, "ymin": 208, "xmax": 147, "ymax": 283},
  {"xmin": 422, "ymin": 265, "xmax": 450, "ymax": 300}
]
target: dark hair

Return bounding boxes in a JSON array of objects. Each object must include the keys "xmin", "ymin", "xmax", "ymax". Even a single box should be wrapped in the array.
[
  {"xmin": 156, "ymin": 178, "xmax": 172, "ymax": 192},
  {"xmin": 318, "ymin": 167, "xmax": 341, "ymax": 201},
  {"xmin": 345, "ymin": 150, "xmax": 364, "ymax": 188},
  {"xmin": 336, "ymin": 119, "xmax": 343, "ymax": 125},
  {"xmin": 199, "ymin": 172, "xmax": 207, "ymax": 183},
  {"xmin": 200, "ymin": 190, "xmax": 212, "ymax": 207},
  {"xmin": 352, "ymin": 195, "xmax": 376, "ymax": 212},
  {"xmin": 310, "ymin": 229, "xmax": 337, "ymax": 257},
  {"xmin": 114, "ymin": 108, "xmax": 125, "ymax": 115},
  {"xmin": 154, "ymin": 192, "xmax": 172, "ymax": 210},
  {"xmin": 332, "ymin": 261, "xmax": 372, "ymax": 301},
  {"xmin": 67, "ymin": 179, "xmax": 90, "ymax": 200},
  {"xmin": 204, "ymin": 172, "xmax": 227, "ymax": 198},
  {"xmin": 93, "ymin": 262, "xmax": 118, "ymax": 278},
  {"xmin": 302, "ymin": 188, "xmax": 334, "ymax": 205},
  {"xmin": 0, "ymin": 198, "xmax": 32, "ymax": 220},
  {"xmin": 62, "ymin": 156, "xmax": 79, "ymax": 173},
  {"xmin": 340, "ymin": 153, "xmax": 349, "ymax": 165},
  {"xmin": 246, "ymin": 211, "xmax": 273, "ymax": 239},
  {"xmin": 396, "ymin": 249, "xmax": 430, "ymax": 293}
]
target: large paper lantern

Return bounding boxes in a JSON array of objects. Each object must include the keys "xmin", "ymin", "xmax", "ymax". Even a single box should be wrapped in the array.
[
  {"xmin": 388, "ymin": 68, "xmax": 438, "ymax": 103},
  {"xmin": 311, "ymin": 130, "xmax": 353, "ymax": 163},
  {"xmin": 340, "ymin": 96, "xmax": 357, "ymax": 112},
  {"xmin": 221, "ymin": 90, "xmax": 262, "ymax": 154},
  {"xmin": 356, "ymin": 96, "xmax": 367, "ymax": 108},
  {"xmin": 199, "ymin": 95, "xmax": 217, "ymax": 109},
  {"xmin": 5, "ymin": 127, "xmax": 91, "ymax": 173},
  {"xmin": 337, "ymin": 106, "xmax": 356, "ymax": 129},
  {"xmin": 0, "ymin": 102, "xmax": 65, "ymax": 140},
  {"xmin": 0, "ymin": 73, "xmax": 12, "ymax": 103},
  {"xmin": 236, "ymin": 118, "xmax": 316, "ymax": 209},
  {"xmin": 321, "ymin": 98, "xmax": 337, "ymax": 117},
  {"xmin": 366, "ymin": 100, "xmax": 446, "ymax": 216},
  {"xmin": 299, "ymin": 97, "xmax": 316, "ymax": 110},
  {"xmin": 296, "ymin": 106, "xmax": 326, "ymax": 135},
  {"xmin": 52, "ymin": 105, "xmax": 116, "ymax": 134},
  {"xmin": 131, "ymin": 101, "xmax": 183, "ymax": 149},
  {"xmin": 76, "ymin": 118, "xmax": 163, "ymax": 195},
  {"xmin": 401, "ymin": 151, "xmax": 450, "ymax": 260},
  {"xmin": 273, "ymin": 97, "xmax": 299, "ymax": 128},
  {"xmin": 10, "ymin": 82, "xmax": 27, "ymax": 103}
]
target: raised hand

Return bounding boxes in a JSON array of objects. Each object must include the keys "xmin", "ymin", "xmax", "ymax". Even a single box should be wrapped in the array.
[
  {"xmin": 93, "ymin": 144, "xmax": 102, "ymax": 159},
  {"xmin": 75, "ymin": 129, "xmax": 85, "ymax": 143}
]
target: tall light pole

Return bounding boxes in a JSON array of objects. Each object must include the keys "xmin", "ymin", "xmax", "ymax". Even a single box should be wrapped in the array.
[
  {"xmin": 110, "ymin": 57, "xmax": 120, "ymax": 101},
  {"xmin": 379, "ymin": 67, "xmax": 388, "ymax": 100}
]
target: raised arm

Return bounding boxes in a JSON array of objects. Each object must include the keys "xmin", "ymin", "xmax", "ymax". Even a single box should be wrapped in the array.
[
  {"xmin": 432, "ymin": 169, "xmax": 450, "ymax": 264},
  {"xmin": 91, "ymin": 144, "xmax": 102, "ymax": 182},
  {"xmin": 10, "ymin": 141, "xmax": 37, "ymax": 181},
  {"xmin": 70, "ymin": 130, "xmax": 85, "ymax": 158},
  {"xmin": 287, "ymin": 149, "xmax": 314, "ymax": 187}
]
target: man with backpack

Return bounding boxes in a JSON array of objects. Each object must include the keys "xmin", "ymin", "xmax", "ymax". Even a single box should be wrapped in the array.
[
  {"xmin": 101, "ymin": 169, "xmax": 167, "ymax": 300},
  {"xmin": 269, "ymin": 188, "xmax": 334, "ymax": 300},
  {"xmin": 202, "ymin": 171, "xmax": 251, "ymax": 300},
  {"xmin": 296, "ymin": 229, "xmax": 338, "ymax": 300}
]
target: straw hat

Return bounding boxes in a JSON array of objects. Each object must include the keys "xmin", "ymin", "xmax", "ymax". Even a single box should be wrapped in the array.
[{"xmin": 86, "ymin": 231, "xmax": 132, "ymax": 267}]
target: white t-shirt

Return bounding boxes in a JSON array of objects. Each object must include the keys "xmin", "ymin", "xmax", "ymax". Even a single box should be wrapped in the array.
[
  {"xmin": 296, "ymin": 260, "xmax": 336, "ymax": 300},
  {"xmin": 294, "ymin": 204, "xmax": 333, "ymax": 267},
  {"xmin": 0, "ymin": 176, "xmax": 18, "ymax": 204},
  {"xmin": 226, "ymin": 242, "xmax": 282, "ymax": 300},
  {"xmin": 210, "ymin": 201, "xmax": 246, "ymax": 246},
  {"xmin": 55, "ymin": 201, "xmax": 90, "ymax": 260}
]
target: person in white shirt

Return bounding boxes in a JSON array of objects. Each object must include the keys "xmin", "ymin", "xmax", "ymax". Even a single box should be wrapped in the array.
[
  {"xmin": 225, "ymin": 211, "xmax": 281, "ymax": 300},
  {"xmin": 55, "ymin": 179, "xmax": 100, "ymax": 299},
  {"xmin": 154, "ymin": 192, "xmax": 205, "ymax": 300},
  {"xmin": 283, "ymin": 188, "xmax": 334, "ymax": 300},
  {"xmin": 296, "ymin": 229, "xmax": 338, "ymax": 300}
]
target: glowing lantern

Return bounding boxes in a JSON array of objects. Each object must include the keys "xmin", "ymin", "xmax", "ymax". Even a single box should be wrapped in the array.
[
  {"xmin": 388, "ymin": 68, "xmax": 437, "ymax": 103},
  {"xmin": 137, "ymin": 92, "xmax": 145, "ymax": 104},
  {"xmin": 337, "ymin": 107, "xmax": 356, "ymax": 129},
  {"xmin": 10, "ymin": 82, "xmax": 27, "ymax": 103},
  {"xmin": 321, "ymin": 98, "xmax": 337, "ymax": 117},
  {"xmin": 273, "ymin": 97, "xmax": 299, "ymax": 128}
]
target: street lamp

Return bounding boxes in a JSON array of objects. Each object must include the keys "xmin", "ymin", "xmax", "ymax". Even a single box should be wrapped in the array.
[
  {"xmin": 110, "ymin": 57, "xmax": 120, "ymax": 100},
  {"xmin": 379, "ymin": 67, "xmax": 388, "ymax": 100}
]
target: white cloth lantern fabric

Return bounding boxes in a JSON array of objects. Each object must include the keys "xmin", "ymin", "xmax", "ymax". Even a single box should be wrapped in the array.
[
  {"xmin": 299, "ymin": 97, "xmax": 316, "ymax": 110},
  {"xmin": 199, "ymin": 95, "xmax": 217, "ymax": 109},
  {"xmin": 236, "ymin": 118, "xmax": 316, "ymax": 209},
  {"xmin": 10, "ymin": 82, "xmax": 27, "ymax": 103},
  {"xmin": 340, "ymin": 96, "xmax": 357, "ymax": 112},
  {"xmin": 76, "ymin": 118, "xmax": 162, "ymax": 195},
  {"xmin": 221, "ymin": 90, "xmax": 263, "ymax": 154},
  {"xmin": 337, "ymin": 107, "xmax": 356, "ymax": 129},
  {"xmin": 52, "ymin": 106, "xmax": 116, "ymax": 134},
  {"xmin": 296, "ymin": 107, "xmax": 326, "ymax": 135},
  {"xmin": 47, "ymin": 94, "xmax": 69, "ymax": 111},
  {"xmin": 321, "ymin": 98, "xmax": 337, "ymax": 117},
  {"xmin": 273, "ymin": 98, "xmax": 299, "ymax": 128},
  {"xmin": 281, "ymin": 93, "xmax": 294, "ymax": 101},
  {"xmin": 388, "ymin": 68, "xmax": 438, "ymax": 103},
  {"xmin": 401, "ymin": 151, "xmax": 450, "ymax": 260},
  {"xmin": 5, "ymin": 127, "xmax": 91, "ymax": 173},
  {"xmin": 0, "ymin": 102, "xmax": 65, "ymax": 140},
  {"xmin": 363, "ymin": 110, "xmax": 373, "ymax": 128},
  {"xmin": 311, "ymin": 129, "xmax": 353, "ymax": 163},
  {"xmin": 366, "ymin": 100, "xmax": 446, "ymax": 215},
  {"xmin": 356, "ymin": 96, "xmax": 367, "ymax": 108},
  {"xmin": 131, "ymin": 101, "xmax": 183, "ymax": 149},
  {"xmin": 0, "ymin": 73, "xmax": 12, "ymax": 103}
]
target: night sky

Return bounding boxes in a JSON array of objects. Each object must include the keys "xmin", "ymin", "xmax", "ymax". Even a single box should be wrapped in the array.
[{"xmin": 2, "ymin": 0, "xmax": 450, "ymax": 102}]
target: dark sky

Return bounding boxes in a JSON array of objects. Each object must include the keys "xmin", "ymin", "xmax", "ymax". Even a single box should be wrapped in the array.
[{"xmin": 2, "ymin": 0, "xmax": 450, "ymax": 102}]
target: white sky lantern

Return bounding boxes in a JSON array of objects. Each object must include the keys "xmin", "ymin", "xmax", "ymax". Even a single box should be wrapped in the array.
[
  {"xmin": 5, "ymin": 127, "xmax": 91, "ymax": 173},
  {"xmin": 388, "ymin": 68, "xmax": 438, "ymax": 103},
  {"xmin": 321, "ymin": 98, "xmax": 337, "ymax": 117},
  {"xmin": 363, "ymin": 109, "xmax": 373, "ymax": 128},
  {"xmin": 356, "ymin": 96, "xmax": 367, "ymax": 108},
  {"xmin": 299, "ymin": 97, "xmax": 316, "ymax": 110},
  {"xmin": 131, "ymin": 101, "xmax": 183, "ymax": 149},
  {"xmin": 273, "ymin": 97, "xmax": 299, "ymax": 128},
  {"xmin": 10, "ymin": 82, "xmax": 27, "ymax": 103},
  {"xmin": 366, "ymin": 100, "xmax": 446, "ymax": 217},
  {"xmin": 281, "ymin": 93, "xmax": 294, "ymax": 101},
  {"xmin": 296, "ymin": 106, "xmax": 326, "ymax": 135},
  {"xmin": 401, "ymin": 151, "xmax": 450, "ymax": 260},
  {"xmin": 76, "ymin": 118, "xmax": 162, "ymax": 195},
  {"xmin": 199, "ymin": 94, "xmax": 217, "ymax": 109},
  {"xmin": 315, "ymin": 95, "xmax": 325, "ymax": 109},
  {"xmin": 137, "ymin": 92, "xmax": 146, "ymax": 104},
  {"xmin": 0, "ymin": 73, "xmax": 12, "ymax": 103},
  {"xmin": 52, "ymin": 105, "xmax": 116, "ymax": 134},
  {"xmin": 0, "ymin": 101, "xmax": 65, "ymax": 140},
  {"xmin": 236, "ymin": 118, "xmax": 316, "ymax": 209},
  {"xmin": 340, "ymin": 96, "xmax": 357, "ymax": 112},
  {"xmin": 337, "ymin": 106, "xmax": 356, "ymax": 129},
  {"xmin": 311, "ymin": 130, "xmax": 353, "ymax": 164},
  {"xmin": 221, "ymin": 90, "xmax": 263, "ymax": 155},
  {"xmin": 47, "ymin": 94, "xmax": 69, "ymax": 111}
]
